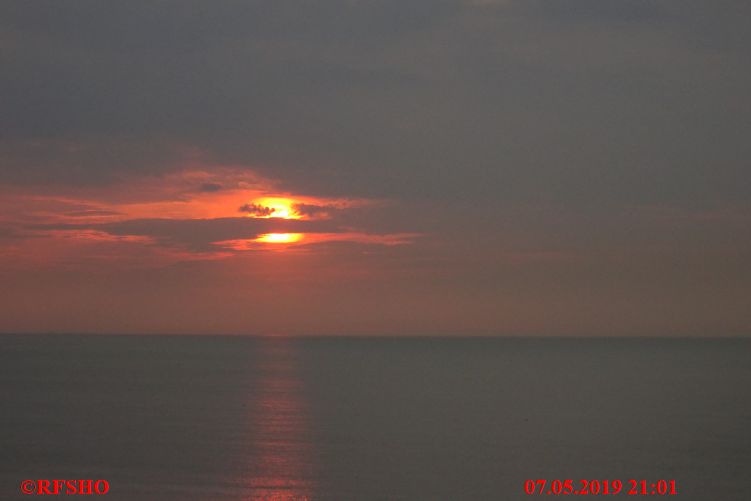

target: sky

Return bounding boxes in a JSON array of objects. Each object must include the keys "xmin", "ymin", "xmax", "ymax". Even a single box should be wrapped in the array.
[{"xmin": 1, "ymin": 0, "xmax": 749, "ymax": 336}]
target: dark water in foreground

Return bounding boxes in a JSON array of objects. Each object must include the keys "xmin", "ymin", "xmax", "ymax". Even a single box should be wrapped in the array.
[{"xmin": 1, "ymin": 335, "xmax": 750, "ymax": 500}]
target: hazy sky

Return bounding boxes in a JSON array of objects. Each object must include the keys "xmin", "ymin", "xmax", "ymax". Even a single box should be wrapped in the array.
[{"xmin": 1, "ymin": 1, "xmax": 749, "ymax": 335}]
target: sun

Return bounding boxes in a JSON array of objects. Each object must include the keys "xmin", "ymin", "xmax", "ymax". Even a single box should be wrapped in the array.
[
  {"xmin": 250, "ymin": 197, "xmax": 301, "ymax": 219},
  {"xmin": 255, "ymin": 233, "xmax": 303, "ymax": 244}
]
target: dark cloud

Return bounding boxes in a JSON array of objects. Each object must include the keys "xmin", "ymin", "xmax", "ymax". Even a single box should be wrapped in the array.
[
  {"xmin": 198, "ymin": 183, "xmax": 223, "ymax": 192},
  {"xmin": 293, "ymin": 203, "xmax": 334, "ymax": 218},
  {"xmin": 30, "ymin": 217, "xmax": 341, "ymax": 252},
  {"xmin": 238, "ymin": 204, "xmax": 276, "ymax": 217}
]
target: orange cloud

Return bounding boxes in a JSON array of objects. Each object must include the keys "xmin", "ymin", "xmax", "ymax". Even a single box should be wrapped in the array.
[
  {"xmin": 0, "ymin": 166, "xmax": 415, "ymax": 268},
  {"xmin": 216, "ymin": 232, "xmax": 420, "ymax": 251}
]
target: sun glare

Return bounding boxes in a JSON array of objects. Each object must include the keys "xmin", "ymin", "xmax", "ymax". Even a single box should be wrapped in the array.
[
  {"xmin": 252, "ymin": 197, "xmax": 301, "ymax": 219},
  {"xmin": 256, "ymin": 233, "xmax": 303, "ymax": 244}
]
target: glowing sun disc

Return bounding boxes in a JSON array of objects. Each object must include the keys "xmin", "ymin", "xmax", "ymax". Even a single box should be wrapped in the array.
[
  {"xmin": 255, "ymin": 233, "xmax": 303, "ymax": 244},
  {"xmin": 250, "ymin": 197, "xmax": 301, "ymax": 219}
]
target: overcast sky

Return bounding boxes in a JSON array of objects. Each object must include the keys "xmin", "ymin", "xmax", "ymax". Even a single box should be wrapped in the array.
[{"xmin": 1, "ymin": 1, "xmax": 749, "ymax": 335}]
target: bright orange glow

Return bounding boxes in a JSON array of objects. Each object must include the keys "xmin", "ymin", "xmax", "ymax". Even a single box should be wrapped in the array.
[
  {"xmin": 247, "ymin": 197, "xmax": 301, "ymax": 219},
  {"xmin": 0, "ymin": 166, "xmax": 399, "ymax": 268},
  {"xmin": 0, "ymin": 169, "xmax": 370, "ymax": 228},
  {"xmin": 256, "ymin": 233, "xmax": 304, "ymax": 244},
  {"xmin": 215, "ymin": 232, "xmax": 418, "ymax": 251}
]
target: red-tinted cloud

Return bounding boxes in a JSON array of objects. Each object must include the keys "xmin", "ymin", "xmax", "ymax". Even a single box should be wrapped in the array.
[{"xmin": 0, "ymin": 166, "xmax": 417, "ymax": 269}]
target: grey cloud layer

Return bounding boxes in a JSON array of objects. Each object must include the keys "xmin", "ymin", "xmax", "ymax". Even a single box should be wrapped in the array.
[
  {"xmin": 2, "ymin": 1, "xmax": 751, "ymax": 335},
  {"xmin": 1, "ymin": 1, "xmax": 749, "ymax": 208},
  {"xmin": 31, "ymin": 217, "xmax": 343, "ymax": 252}
]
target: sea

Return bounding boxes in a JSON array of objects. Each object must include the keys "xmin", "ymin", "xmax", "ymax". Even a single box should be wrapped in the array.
[{"xmin": 2, "ymin": 335, "xmax": 750, "ymax": 500}]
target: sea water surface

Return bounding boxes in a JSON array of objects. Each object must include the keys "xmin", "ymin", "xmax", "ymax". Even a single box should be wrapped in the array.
[{"xmin": 1, "ymin": 335, "xmax": 750, "ymax": 500}]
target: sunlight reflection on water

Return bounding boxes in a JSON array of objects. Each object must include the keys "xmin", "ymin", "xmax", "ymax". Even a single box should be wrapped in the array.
[{"xmin": 243, "ymin": 338, "xmax": 315, "ymax": 501}]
